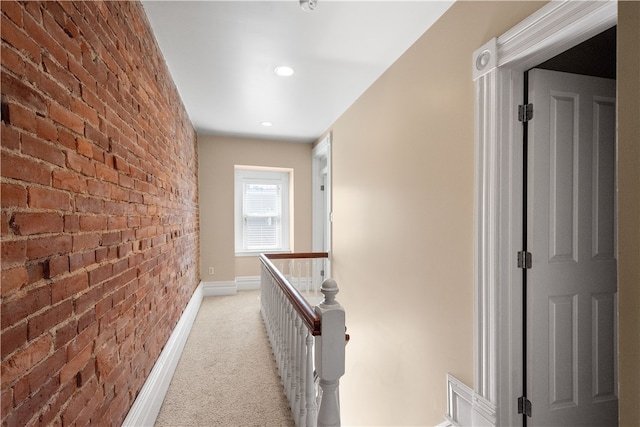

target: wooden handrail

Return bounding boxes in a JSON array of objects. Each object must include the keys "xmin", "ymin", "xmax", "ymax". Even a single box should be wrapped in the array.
[
  {"xmin": 259, "ymin": 253, "xmax": 327, "ymax": 335},
  {"xmin": 262, "ymin": 252, "xmax": 329, "ymax": 260}
]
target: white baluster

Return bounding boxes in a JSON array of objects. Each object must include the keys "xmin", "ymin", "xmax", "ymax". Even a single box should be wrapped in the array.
[
  {"xmin": 293, "ymin": 316, "xmax": 302, "ymax": 424},
  {"xmin": 315, "ymin": 279, "xmax": 345, "ymax": 427},
  {"xmin": 299, "ymin": 325, "xmax": 308, "ymax": 427},
  {"xmin": 305, "ymin": 332, "xmax": 317, "ymax": 427}
]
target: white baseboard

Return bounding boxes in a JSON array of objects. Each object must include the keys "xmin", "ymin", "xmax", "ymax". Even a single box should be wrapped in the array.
[
  {"xmin": 236, "ymin": 275, "xmax": 260, "ymax": 291},
  {"xmin": 445, "ymin": 374, "xmax": 496, "ymax": 427},
  {"xmin": 202, "ymin": 281, "xmax": 237, "ymax": 296},
  {"xmin": 123, "ymin": 282, "xmax": 204, "ymax": 427}
]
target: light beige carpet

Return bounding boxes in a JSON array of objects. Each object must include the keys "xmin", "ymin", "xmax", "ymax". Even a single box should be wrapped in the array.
[{"xmin": 155, "ymin": 290, "xmax": 295, "ymax": 426}]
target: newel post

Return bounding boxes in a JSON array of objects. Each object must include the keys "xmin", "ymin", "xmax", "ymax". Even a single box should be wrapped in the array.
[{"xmin": 315, "ymin": 279, "xmax": 346, "ymax": 427}]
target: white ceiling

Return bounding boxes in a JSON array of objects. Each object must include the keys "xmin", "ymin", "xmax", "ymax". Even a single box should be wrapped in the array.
[{"xmin": 142, "ymin": 1, "xmax": 454, "ymax": 143}]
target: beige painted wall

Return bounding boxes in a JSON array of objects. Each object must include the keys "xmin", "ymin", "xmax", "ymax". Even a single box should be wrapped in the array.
[
  {"xmin": 198, "ymin": 135, "xmax": 313, "ymax": 281},
  {"xmin": 329, "ymin": 2, "xmax": 547, "ymax": 425},
  {"xmin": 618, "ymin": 2, "xmax": 640, "ymax": 425}
]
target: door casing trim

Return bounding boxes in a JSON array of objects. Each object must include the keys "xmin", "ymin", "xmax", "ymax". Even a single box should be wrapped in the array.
[{"xmin": 463, "ymin": 1, "xmax": 618, "ymax": 426}]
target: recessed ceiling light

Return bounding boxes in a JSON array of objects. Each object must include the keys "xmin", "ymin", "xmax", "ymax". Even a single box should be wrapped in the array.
[
  {"xmin": 261, "ymin": 121, "xmax": 273, "ymax": 127},
  {"xmin": 274, "ymin": 65, "xmax": 294, "ymax": 77}
]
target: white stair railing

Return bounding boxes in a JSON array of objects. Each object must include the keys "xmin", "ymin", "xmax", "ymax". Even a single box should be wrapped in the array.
[{"xmin": 260, "ymin": 253, "xmax": 347, "ymax": 427}]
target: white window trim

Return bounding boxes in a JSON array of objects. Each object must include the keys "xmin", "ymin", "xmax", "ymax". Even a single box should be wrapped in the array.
[{"xmin": 234, "ymin": 166, "xmax": 293, "ymax": 256}]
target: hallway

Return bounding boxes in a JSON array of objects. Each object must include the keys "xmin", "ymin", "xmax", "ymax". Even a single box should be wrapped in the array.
[{"xmin": 155, "ymin": 291, "xmax": 294, "ymax": 426}]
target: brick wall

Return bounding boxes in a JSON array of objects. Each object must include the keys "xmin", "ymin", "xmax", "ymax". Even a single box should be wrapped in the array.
[{"xmin": 1, "ymin": 1, "xmax": 200, "ymax": 425}]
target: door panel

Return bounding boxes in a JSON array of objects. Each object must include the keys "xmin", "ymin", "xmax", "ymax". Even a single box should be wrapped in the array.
[{"xmin": 527, "ymin": 69, "xmax": 617, "ymax": 426}]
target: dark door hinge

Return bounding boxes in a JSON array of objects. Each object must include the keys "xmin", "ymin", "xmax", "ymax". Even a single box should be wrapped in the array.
[
  {"xmin": 517, "ymin": 396, "xmax": 532, "ymax": 417},
  {"xmin": 517, "ymin": 251, "xmax": 532, "ymax": 269},
  {"xmin": 320, "ymin": 185, "xmax": 325, "ymax": 191},
  {"xmin": 518, "ymin": 103, "xmax": 533, "ymax": 122}
]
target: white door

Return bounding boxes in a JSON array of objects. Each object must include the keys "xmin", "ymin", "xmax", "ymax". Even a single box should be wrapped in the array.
[{"xmin": 527, "ymin": 69, "xmax": 617, "ymax": 426}]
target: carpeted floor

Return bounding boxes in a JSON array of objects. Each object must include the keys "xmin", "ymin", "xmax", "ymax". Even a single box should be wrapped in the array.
[{"xmin": 154, "ymin": 290, "xmax": 295, "ymax": 426}]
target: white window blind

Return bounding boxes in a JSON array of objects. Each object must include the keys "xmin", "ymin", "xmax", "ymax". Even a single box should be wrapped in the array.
[{"xmin": 235, "ymin": 168, "xmax": 291, "ymax": 254}]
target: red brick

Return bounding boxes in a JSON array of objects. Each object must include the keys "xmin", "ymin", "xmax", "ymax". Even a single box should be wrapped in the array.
[
  {"xmin": 35, "ymin": 115, "xmax": 58, "ymax": 141},
  {"xmin": 61, "ymin": 376, "xmax": 97, "ymax": 426},
  {"xmin": 1, "ymin": 0, "xmax": 24, "ymax": 27},
  {"xmin": 8, "ymin": 375, "xmax": 59, "ymax": 427},
  {"xmin": 64, "ymin": 214, "xmax": 79, "ymax": 232},
  {"xmin": 38, "ymin": 382, "xmax": 75, "ymax": 426},
  {"xmin": 7, "ymin": 102, "xmax": 36, "ymax": 132},
  {"xmin": 26, "ymin": 261, "xmax": 45, "ymax": 285},
  {"xmin": 54, "ymin": 318, "xmax": 77, "ymax": 350},
  {"xmin": 66, "ymin": 321, "xmax": 97, "ymax": 362},
  {"xmin": 1, "ymin": 42, "xmax": 26, "ymax": 77},
  {"xmin": 77, "ymin": 308, "xmax": 95, "ymax": 333},
  {"xmin": 1, "ymin": 151, "xmax": 51, "ymax": 186},
  {"xmin": 60, "ymin": 343, "xmax": 92, "ymax": 384},
  {"xmin": 1, "ymin": 321, "xmax": 27, "ymax": 359},
  {"xmin": 72, "ymin": 233, "xmax": 101, "ymax": 251},
  {"xmin": 24, "ymin": 10, "xmax": 68, "ymax": 69},
  {"xmin": 52, "ymin": 272, "xmax": 88, "ymax": 303},
  {"xmin": 119, "ymin": 173, "xmax": 134, "ymax": 190},
  {"xmin": 74, "ymin": 284, "xmax": 101, "ymax": 315},
  {"xmin": 30, "ymin": 63, "xmax": 71, "ymax": 109},
  {"xmin": 76, "ymin": 136, "xmax": 93, "ymax": 158},
  {"xmin": 53, "ymin": 169, "xmax": 86, "ymax": 192},
  {"xmin": 42, "ymin": 5, "xmax": 81, "ymax": 62},
  {"xmin": 107, "ymin": 216, "xmax": 126, "ymax": 230},
  {"xmin": 70, "ymin": 98, "xmax": 99, "ymax": 128},
  {"xmin": 74, "ymin": 196, "xmax": 102, "ymax": 213},
  {"xmin": 10, "ymin": 212, "xmax": 64, "ymax": 235},
  {"xmin": 57, "ymin": 127, "xmax": 76, "ymax": 150},
  {"xmin": 1, "ymin": 239, "xmax": 27, "ymax": 266},
  {"xmin": 1, "ymin": 382, "xmax": 13, "ymax": 419},
  {"xmin": 14, "ymin": 347, "xmax": 65, "ymax": 406},
  {"xmin": 1, "ymin": 71, "xmax": 46, "ymax": 115},
  {"xmin": 87, "ymin": 179, "xmax": 110, "ymax": 198},
  {"xmin": 1, "ymin": 265, "xmax": 29, "ymax": 296},
  {"xmin": 88, "ymin": 263, "xmax": 112, "ymax": 287},
  {"xmin": 0, "ymin": 1, "xmax": 200, "ymax": 424},
  {"xmin": 26, "ymin": 234, "xmax": 72, "ymax": 259},
  {"xmin": 27, "ymin": 299, "xmax": 73, "ymax": 339},
  {"xmin": 1, "ymin": 182, "xmax": 27, "ymax": 207},
  {"xmin": 74, "ymin": 377, "xmax": 103, "ymax": 425},
  {"xmin": 95, "ymin": 163, "xmax": 118, "ymax": 184},
  {"xmin": 79, "ymin": 215, "xmax": 107, "ymax": 231},
  {"xmin": 49, "ymin": 101, "xmax": 84, "ymax": 134},
  {"xmin": 69, "ymin": 251, "xmax": 94, "ymax": 272},
  {"xmin": 45, "ymin": 254, "xmax": 69, "ymax": 279},
  {"xmin": 21, "ymin": 134, "xmax": 65, "ymax": 167},
  {"xmin": 0, "ymin": 14, "xmax": 41, "ymax": 64},
  {"xmin": 1, "ymin": 120, "xmax": 21, "ymax": 150},
  {"xmin": 68, "ymin": 54, "xmax": 96, "ymax": 92},
  {"xmin": 0, "ymin": 333, "xmax": 52, "ymax": 385},
  {"xmin": 28, "ymin": 186, "xmax": 70, "ymax": 210}
]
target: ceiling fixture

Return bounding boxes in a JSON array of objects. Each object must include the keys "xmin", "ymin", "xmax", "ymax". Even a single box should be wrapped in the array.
[
  {"xmin": 274, "ymin": 65, "xmax": 294, "ymax": 77},
  {"xmin": 261, "ymin": 121, "xmax": 273, "ymax": 127},
  {"xmin": 299, "ymin": 0, "xmax": 316, "ymax": 12}
]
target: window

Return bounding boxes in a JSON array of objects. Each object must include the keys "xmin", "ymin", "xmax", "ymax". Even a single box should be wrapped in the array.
[{"xmin": 234, "ymin": 167, "xmax": 292, "ymax": 255}]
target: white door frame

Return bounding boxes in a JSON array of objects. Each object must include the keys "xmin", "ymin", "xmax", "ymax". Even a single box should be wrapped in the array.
[
  {"xmin": 312, "ymin": 133, "xmax": 332, "ymax": 275},
  {"xmin": 446, "ymin": 2, "xmax": 617, "ymax": 426}
]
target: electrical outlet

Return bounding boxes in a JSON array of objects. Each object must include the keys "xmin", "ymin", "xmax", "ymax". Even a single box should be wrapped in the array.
[{"xmin": 208, "ymin": 267, "xmax": 214, "ymax": 275}]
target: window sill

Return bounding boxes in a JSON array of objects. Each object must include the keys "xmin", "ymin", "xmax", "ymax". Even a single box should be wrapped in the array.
[{"xmin": 235, "ymin": 250, "xmax": 292, "ymax": 258}]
